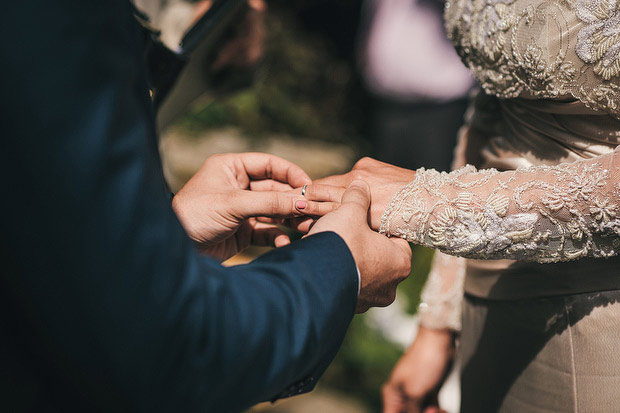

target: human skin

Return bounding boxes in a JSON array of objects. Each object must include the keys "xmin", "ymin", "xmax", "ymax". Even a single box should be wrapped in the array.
[
  {"xmin": 173, "ymin": 153, "xmax": 413, "ymax": 312},
  {"xmin": 382, "ymin": 326, "xmax": 454, "ymax": 413}
]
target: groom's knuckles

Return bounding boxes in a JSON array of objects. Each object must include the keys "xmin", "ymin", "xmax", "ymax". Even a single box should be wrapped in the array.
[
  {"xmin": 395, "ymin": 254, "xmax": 412, "ymax": 279},
  {"xmin": 368, "ymin": 287, "xmax": 397, "ymax": 310},
  {"xmin": 393, "ymin": 254, "xmax": 412, "ymax": 280},
  {"xmin": 382, "ymin": 290, "xmax": 398, "ymax": 308},
  {"xmin": 388, "ymin": 238, "xmax": 413, "ymax": 262}
]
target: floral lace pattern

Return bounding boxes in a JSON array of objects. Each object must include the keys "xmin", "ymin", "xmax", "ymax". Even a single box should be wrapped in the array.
[
  {"xmin": 409, "ymin": 0, "xmax": 620, "ymax": 331},
  {"xmin": 575, "ymin": 0, "xmax": 620, "ymax": 80},
  {"xmin": 380, "ymin": 149, "xmax": 620, "ymax": 262},
  {"xmin": 444, "ymin": 0, "xmax": 620, "ymax": 115}
]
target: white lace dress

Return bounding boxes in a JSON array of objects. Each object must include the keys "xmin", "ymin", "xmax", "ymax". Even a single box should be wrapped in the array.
[{"xmin": 379, "ymin": 0, "xmax": 620, "ymax": 332}]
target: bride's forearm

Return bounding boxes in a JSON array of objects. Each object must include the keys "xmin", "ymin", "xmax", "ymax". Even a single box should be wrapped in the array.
[{"xmin": 380, "ymin": 149, "xmax": 620, "ymax": 262}]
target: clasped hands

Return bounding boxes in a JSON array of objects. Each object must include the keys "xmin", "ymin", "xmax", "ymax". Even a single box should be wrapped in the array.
[{"xmin": 172, "ymin": 153, "xmax": 415, "ymax": 312}]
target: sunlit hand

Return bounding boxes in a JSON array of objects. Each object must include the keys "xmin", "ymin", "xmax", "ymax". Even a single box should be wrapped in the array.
[
  {"xmin": 309, "ymin": 157, "xmax": 416, "ymax": 231},
  {"xmin": 382, "ymin": 326, "xmax": 455, "ymax": 413},
  {"xmin": 307, "ymin": 180, "xmax": 412, "ymax": 312},
  {"xmin": 172, "ymin": 152, "xmax": 335, "ymax": 261}
]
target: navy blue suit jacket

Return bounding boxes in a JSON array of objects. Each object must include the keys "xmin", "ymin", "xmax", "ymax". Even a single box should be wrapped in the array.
[{"xmin": 0, "ymin": 2, "xmax": 358, "ymax": 411}]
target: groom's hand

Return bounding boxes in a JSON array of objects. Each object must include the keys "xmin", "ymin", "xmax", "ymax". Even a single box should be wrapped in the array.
[
  {"xmin": 172, "ymin": 152, "xmax": 338, "ymax": 261},
  {"xmin": 307, "ymin": 180, "xmax": 412, "ymax": 313},
  {"xmin": 310, "ymin": 157, "xmax": 416, "ymax": 231}
]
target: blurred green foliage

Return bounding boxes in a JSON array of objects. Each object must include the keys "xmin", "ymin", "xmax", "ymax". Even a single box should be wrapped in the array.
[
  {"xmin": 322, "ymin": 246, "xmax": 434, "ymax": 411},
  {"xmin": 401, "ymin": 245, "xmax": 435, "ymax": 314},
  {"xmin": 321, "ymin": 316, "xmax": 403, "ymax": 410},
  {"xmin": 179, "ymin": 8, "xmax": 360, "ymax": 143}
]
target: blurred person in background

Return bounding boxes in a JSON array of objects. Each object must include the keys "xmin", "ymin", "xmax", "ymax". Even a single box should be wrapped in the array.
[
  {"xmin": 358, "ymin": 0, "xmax": 473, "ymax": 171},
  {"xmin": 0, "ymin": 1, "xmax": 414, "ymax": 411},
  {"xmin": 133, "ymin": 0, "xmax": 266, "ymax": 74}
]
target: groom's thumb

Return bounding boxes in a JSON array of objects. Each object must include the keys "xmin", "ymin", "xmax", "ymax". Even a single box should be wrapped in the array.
[{"xmin": 341, "ymin": 180, "xmax": 371, "ymax": 218}]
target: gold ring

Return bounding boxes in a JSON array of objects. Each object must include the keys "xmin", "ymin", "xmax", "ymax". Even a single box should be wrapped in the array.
[{"xmin": 301, "ymin": 185, "xmax": 307, "ymax": 197}]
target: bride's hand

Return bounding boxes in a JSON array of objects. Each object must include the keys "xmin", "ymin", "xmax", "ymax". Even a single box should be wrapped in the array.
[
  {"xmin": 307, "ymin": 157, "xmax": 416, "ymax": 231},
  {"xmin": 172, "ymin": 153, "xmax": 337, "ymax": 261},
  {"xmin": 382, "ymin": 326, "xmax": 454, "ymax": 413}
]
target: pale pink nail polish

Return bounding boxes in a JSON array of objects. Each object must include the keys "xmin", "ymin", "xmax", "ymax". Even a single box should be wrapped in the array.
[{"xmin": 296, "ymin": 200, "xmax": 307, "ymax": 210}]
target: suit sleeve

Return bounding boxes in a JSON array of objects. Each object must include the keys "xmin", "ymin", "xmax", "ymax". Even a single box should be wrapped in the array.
[{"xmin": 0, "ymin": 2, "xmax": 358, "ymax": 412}]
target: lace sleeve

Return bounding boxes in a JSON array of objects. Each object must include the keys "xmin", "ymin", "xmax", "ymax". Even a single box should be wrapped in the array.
[
  {"xmin": 418, "ymin": 252, "xmax": 465, "ymax": 331},
  {"xmin": 380, "ymin": 148, "xmax": 620, "ymax": 262}
]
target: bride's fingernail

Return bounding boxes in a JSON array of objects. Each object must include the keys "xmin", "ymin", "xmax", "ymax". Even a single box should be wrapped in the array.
[{"xmin": 296, "ymin": 200, "xmax": 307, "ymax": 210}]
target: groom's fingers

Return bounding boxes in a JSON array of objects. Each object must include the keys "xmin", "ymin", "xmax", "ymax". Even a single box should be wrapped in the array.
[
  {"xmin": 255, "ymin": 216, "xmax": 315, "ymax": 233},
  {"xmin": 255, "ymin": 216, "xmax": 279, "ymax": 224},
  {"xmin": 287, "ymin": 216, "xmax": 315, "ymax": 233},
  {"xmin": 238, "ymin": 152, "xmax": 312, "ymax": 188},
  {"xmin": 273, "ymin": 216, "xmax": 315, "ymax": 234},
  {"xmin": 250, "ymin": 179, "xmax": 294, "ymax": 192},
  {"xmin": 249, "ymin": 221, "xmax": 291, "ymax": 248}
]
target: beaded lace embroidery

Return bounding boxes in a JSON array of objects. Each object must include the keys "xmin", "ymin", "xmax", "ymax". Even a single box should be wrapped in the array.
[
  {"xmin": 418, "ymin": 252, "xmax": 466, "ymax": 331},
  {"xmin": 402, "ymin": 0, "xmax": 620, "ymax": 330},
  {"xmin": 444, "ymin": 0, "xmax": 620, "ymax": 115},
  {"xmin": 381, "ymin": 149, "xmax": 620, "ymax": 262}
]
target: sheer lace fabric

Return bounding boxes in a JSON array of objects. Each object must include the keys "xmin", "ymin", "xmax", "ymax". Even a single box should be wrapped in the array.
[
  {"xmin": 419, "ymin": 252, "xmax": 466, "ymax": 330},
  {"xmin": 399, "ymin": 103, "xmax": 620, "ymax": 330},
  {"xmin": 444, "ymin": 0, "xmax": 620, "ymax": 117},
  {"xmin": 381, "ymin": 148, "xmax": 620, "ymax": 262},
  {"xmin": 404, "ymin": 0, "xmax": 620, "ymax": 330}
]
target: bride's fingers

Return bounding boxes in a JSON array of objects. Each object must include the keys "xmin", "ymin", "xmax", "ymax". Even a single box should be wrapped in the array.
[
  {"xmin": 235, "ymin": 191, "xmax": 337, "ymax": 219},
  {"xmin": 250, "ymin": 179, "xmax": 294, "ymax": 192},
  {"xmin": 289, "ymin": 184, "xmax": 346, "ymax": 202}
]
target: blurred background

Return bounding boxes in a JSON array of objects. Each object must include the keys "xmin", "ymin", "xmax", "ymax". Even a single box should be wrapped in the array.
[{"xmin": 136, "ymin": 0, "xmax": 471, "ymax": 410}]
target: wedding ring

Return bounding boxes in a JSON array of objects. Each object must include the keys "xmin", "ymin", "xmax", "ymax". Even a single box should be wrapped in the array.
[{"xmin": 301, "ymin": 184, "xmax": 307, "ymax": 197}]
